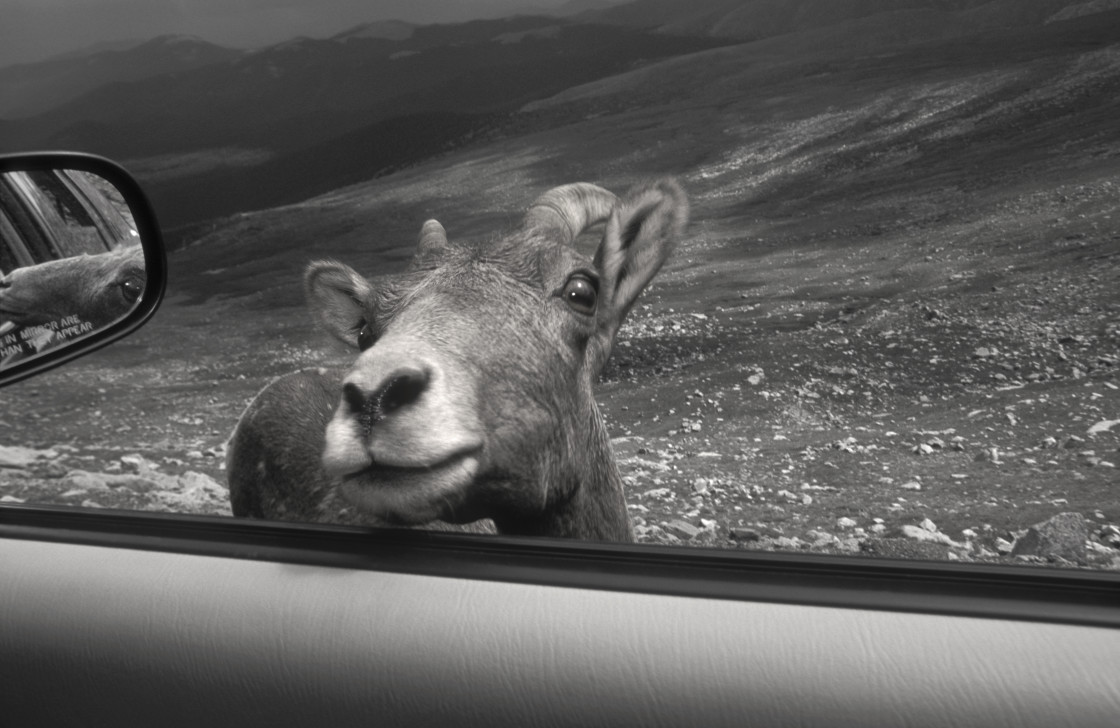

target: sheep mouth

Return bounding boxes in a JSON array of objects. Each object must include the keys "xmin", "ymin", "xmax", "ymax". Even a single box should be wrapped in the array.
[
  {"xmin": 337, "ymin": 451, "xmax": 483, "ymax": 525},
  {"xmin": 342, "ymin": 449, "xmax": 482, "ymax": 487}
]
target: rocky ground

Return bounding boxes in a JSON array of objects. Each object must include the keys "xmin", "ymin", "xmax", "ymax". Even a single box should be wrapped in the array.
[
  {"xmin": 601, "ymin": 277, "xmax": 1120, "ymax": 567},
  {"xmin": 0, "ymin": 446, "xmax": 229, "ymax": 516},
  {"xmin": 592, "ymin": 167, "xmax": 1120, "ymax": 569}
]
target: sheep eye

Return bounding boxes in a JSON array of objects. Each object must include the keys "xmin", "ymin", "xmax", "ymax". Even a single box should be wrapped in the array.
[
  {"xmin": 120, "ymin": 278, "xmax": 143, "ymax": 304},
  {"xmin": 562, "ymin": 275, "xmax": 597, "ymax": 316},
  {"xmin": 357, "ymin": 321, "xmax": 377, "ymax": 351}
]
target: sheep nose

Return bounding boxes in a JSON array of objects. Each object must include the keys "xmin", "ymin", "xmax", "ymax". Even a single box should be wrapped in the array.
[{"xmin": 342, "ymin": 365, "xmax": 429, "ymax": 427}]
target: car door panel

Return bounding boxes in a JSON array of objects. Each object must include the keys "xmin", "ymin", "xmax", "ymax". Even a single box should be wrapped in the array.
[{"xmin": 3, "ymin": 528, "xmax": 1119, "ymax": 728}]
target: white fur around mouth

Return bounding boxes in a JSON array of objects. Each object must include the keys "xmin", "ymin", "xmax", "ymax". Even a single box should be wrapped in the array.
[
  {"xmin": 338, "ymin": 453, "xmax": 481, "ymax": 525},
  {"xmin": 341, "ymin": 446, "xmax": 481, "ymax": 482}
]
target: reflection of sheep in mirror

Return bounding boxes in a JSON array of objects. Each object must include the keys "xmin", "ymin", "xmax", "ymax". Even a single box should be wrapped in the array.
[
  {"xmin": 0, "ymin": 246, "xmax": 145, "ymax": 330},
  {"xmin": 227, "ymin": 179, "xmax": 688, "ymax": 541}
]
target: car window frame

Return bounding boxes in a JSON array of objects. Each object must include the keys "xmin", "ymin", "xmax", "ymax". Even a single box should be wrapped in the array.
[
  {"xmin": 0, "ymin": 172, "xmax": 58, "ymax": 267},
  {"xmin": 2, "ymin": 501, "xmax": 1118, "ymax": 631},
  {"xmin": 68, "ymin": 169, "xmax": 138, "ymax": 248}
]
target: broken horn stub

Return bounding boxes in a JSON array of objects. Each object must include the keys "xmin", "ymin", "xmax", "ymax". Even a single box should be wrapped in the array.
[{"xmin": 417, "ymin": 219, "xmax": 449, "ymax": 255}]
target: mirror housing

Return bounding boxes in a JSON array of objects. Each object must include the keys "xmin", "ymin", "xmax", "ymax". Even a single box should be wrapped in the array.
[{"xmin": 0, "ymin": 152, "xmax": 166, "ymax": 388}]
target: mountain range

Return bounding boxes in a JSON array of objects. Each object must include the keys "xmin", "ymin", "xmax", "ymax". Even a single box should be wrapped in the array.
[{"xmin": 3, "ymin": 0, "xmax": 1119, "ymax": 233}]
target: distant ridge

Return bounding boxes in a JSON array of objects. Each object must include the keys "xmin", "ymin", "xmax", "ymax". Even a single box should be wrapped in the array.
[
  {"xmin": 0, "ymin": 35, "xmax": 241, "ymax": 119},
  {"xmin": 39, "ymin": 39, "xmax": 146, "ymax": 63},
  {"xmin": 548, "ymin": 0, "xmax": 626, "ymax": 15},
  {"xmin": 581, "ymin": 0, "xmax": 1087, "ymax": 39},
  {"xmin": 331, "ymin": 20, "xmax": 419, "ymax": 42},
  {"xmin": 1048, "ymin": 0, "xmax": 1120, "ymax": 22}
]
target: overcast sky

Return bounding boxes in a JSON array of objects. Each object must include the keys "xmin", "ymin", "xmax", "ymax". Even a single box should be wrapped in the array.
[{"xmin": 0, "ymin": 0, "xmax": 592, "ymax": 67}]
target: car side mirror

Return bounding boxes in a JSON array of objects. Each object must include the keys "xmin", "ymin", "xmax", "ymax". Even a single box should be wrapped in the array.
[{"xmin": 0, "ymin": 152, "xmax": 166, "ymax": 388}]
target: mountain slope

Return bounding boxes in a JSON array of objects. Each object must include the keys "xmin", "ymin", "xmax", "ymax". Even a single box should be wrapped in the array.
[
  {"xmin": 8, "ymin": 0, "xmax": 1118, "ymax": 234},
  {"xmin": 526, "ymin": 3, "xmax": 1120, "ymax": 114},
  {"xmin": 175, "ymin": 7, "xmax": 1120, "ymax": 287}
]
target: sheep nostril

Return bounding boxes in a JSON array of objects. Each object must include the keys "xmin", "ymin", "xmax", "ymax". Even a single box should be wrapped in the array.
[
  {"xmin": 342, "ymin": 382, "xmax": 366, "ymax": 415},
  {"xmin": 375, "ymin": 366, "xmax": 429, "ymax": 416}
]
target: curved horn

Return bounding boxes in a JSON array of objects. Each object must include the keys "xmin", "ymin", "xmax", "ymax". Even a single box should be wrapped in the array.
[
  {"xmin": 416, "ymin": 219, "xmax": 448, "ymax": 256},
  {"xmin": 524, "ymin": 183, "xmax": 618, "ymax": 243}
]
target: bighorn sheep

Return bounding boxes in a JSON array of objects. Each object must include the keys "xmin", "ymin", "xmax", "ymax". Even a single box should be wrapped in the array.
[
  {"xmin": 0, "ymin": 246, "xmax": 145, "ymax": 329},
  {"xmin": 226, "ymin": 179, "xmax": 688, "ymax": 541},
  {"xmin": 0, "ymin": 246, "xmax": 145, "ymax": 363}
]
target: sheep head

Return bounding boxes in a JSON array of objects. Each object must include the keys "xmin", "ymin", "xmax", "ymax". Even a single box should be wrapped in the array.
[{"xmin": 304, "ymin": 179, "xmax": 688, "ymax": 537}]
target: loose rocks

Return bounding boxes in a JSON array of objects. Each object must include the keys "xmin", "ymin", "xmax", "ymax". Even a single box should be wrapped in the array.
[{"xmin": 0, "ymin": 445, "xmax": 58, "ymax": 469}]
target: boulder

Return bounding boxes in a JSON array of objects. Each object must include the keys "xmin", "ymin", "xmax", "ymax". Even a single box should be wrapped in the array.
[
  {"xmin": 663, "ymin": 519, "xmax": 700, "ymax": 540},
  {"xmin": 1010, "ymin": 512, "xmax": 1088, "ymax": 562}
]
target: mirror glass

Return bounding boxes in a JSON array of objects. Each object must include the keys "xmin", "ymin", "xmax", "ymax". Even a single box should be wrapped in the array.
[{"xmin": 0, "ymin": 168, "xmax": 145, "ymax": 369}]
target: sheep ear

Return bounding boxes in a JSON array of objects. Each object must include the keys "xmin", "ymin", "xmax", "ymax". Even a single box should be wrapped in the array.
[
  {"xmin": 304, "ymin": 260, "xmax": 375, "ymax": 348},
  {"xmin": 591, "ymin": 178, "xmax": 688, "ymax": 370}
]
